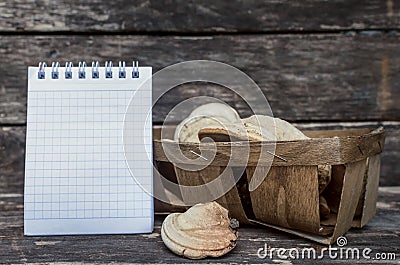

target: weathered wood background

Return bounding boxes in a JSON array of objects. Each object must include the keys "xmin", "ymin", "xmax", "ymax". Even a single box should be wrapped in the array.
[
  {"xmin": 1, "ymin": 0, "xmax": 399, "ymax": 186},
  {"xmin": 1, "ymin": 1, "xmax": 400, "ymax": 264}
]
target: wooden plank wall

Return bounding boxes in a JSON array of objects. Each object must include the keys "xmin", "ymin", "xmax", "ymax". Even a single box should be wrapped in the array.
[{"xmin": 0, "ymin": 1, "xmax": 399, "ymax": 185}]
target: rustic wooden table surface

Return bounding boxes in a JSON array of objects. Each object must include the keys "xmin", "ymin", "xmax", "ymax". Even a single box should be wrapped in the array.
[
  {"xmin": 1, "ymin": 0, "xmax": 400, "ymax": 264},
  {"xmin": 1, "ymin": 183, "xmax": 399, "ymax": 264}
]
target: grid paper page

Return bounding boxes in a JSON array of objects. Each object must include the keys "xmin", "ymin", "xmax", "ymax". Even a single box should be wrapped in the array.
[{"xmin": 24, "ymin": 66, "xmax": 153, "ymax": 235}]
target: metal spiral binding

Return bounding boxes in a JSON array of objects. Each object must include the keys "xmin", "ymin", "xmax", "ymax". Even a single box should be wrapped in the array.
[
  {"xmin": 132, "ymin": 61, "xmax": 139, "ymax": 78},
  {"xmin": 37, "ymin": 61, "xmax": 140, "ymax": 79},
  {"xmin": 51, "ymin": 62, "xmax": 60, "ymax": 79},
  {"xmin": 92, "ymin": 61, "xmax": 100, "ymax": 79},
  {"xmin": 105, "ymin": 61, "xmax": 113, "ymax": 78},
  {"xmin": 65, "ymin": 62, "xmax": 73, "ymax": 79},
  {"xmin": 118, "ymin": 61, "xmax": 126, "ymax": 78},
  {"xmin": 38, "ymin": 62, "xmax": 47, "ymax": 79},
  {"xmin": 78, "ymin": 62, "xmax": 86, "ymax": 79}
]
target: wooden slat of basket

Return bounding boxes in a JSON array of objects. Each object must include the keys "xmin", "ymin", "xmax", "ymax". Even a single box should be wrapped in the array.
[
  {"xmin": 246, "ymin": 165, "xmax": 320, "ymax": 234},
  {"xmin": 201, "ymin": 167, "xmax": 250, "ymax": 224},
  {"xmin": 153, "ymin": 127, "xmax": 384, "ymax": 166},
  {"xmin": 174, "ymin": 165, "xmax": 250, "ymax": 224},
  {"xmin": 360, "ymin": 154, "xmax": 380, "ymax": 227},
  {"xmin": 332, "ymin": 159, "xmax": 367, "ymax": 242},
  {"xmin": 303, "ymin": 128, "xmax": 371, "ymax": 138},
  {"xmin": 173, "ymin": 165, "xmax": 215, "ymax": 205}
]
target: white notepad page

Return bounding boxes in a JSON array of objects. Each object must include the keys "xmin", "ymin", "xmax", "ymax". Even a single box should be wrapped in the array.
[{"xmin": 24, "ymin": 66, "xmax": 153, "ymax": 235}]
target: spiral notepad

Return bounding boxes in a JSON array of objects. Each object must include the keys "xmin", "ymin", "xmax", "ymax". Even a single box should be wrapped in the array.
[{"xmin": 24, "ymin": 61, "xmax": 153, "ymax": 235}]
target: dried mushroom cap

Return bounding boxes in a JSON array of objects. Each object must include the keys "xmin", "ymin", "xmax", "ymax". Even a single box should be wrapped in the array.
[
  {"xmin": 242, "ymin": 115, "xmax": 309, "ymax": 141},
  {"xmin": 318, "ymin": 165, "xmax": 332, "ymax": 193},
  {"xmin": 198, "ymin": 115, "xmax": 309, "ymax": 142},
  {"xmin": 198, "ymin": 127, "xmax": 255, "ymax": 142},
  {"xmin": 189, "ymin": 103, "xmax": 240, "ymax": 123},
  {"xmin": 174, "ymin": 103, "xmax": 241, "ymax": 143},
  {"xmin": 174, "ymin": 116, "xmax": 232, "ymax": 143},
  {"xmin": 161, "ymin": 201, "xmax": 238, "ymax": 259}
]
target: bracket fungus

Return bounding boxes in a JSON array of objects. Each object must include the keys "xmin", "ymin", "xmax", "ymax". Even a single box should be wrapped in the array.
[{"xmin": 161, "ymin": 202, "xmax": 238, "ymax": 259}]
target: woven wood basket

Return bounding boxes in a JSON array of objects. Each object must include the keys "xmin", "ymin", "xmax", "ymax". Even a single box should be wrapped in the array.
[{"xmin": 153, "ymin": 126, "xmax": 385, "ymax": 244}]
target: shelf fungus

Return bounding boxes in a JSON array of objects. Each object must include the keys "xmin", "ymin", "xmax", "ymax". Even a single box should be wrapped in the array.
[
  {"xmin": 174, "ymin": 103, "xmax": 241, "ymax": 143},
  {"xmin": 161, "ymin": 201, "xmax": 238, "ymax": 259}
]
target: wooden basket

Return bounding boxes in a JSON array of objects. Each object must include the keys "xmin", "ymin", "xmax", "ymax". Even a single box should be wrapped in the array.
[{"xmin": 153, "ymin": 126, "xmax": 385, "ymax": 245}]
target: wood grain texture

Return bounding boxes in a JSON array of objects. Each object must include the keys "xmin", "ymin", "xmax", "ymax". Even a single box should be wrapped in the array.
[
  {"xmin": 0, "ymin": 127, "xmax": 25, "ymax": 194},
  {"xmin": 174, "ymin": 165, "xmax": 250, "ymax": 223},
  {"xmin": 174, "ymin": 165, "xmax": 216, "ymax": 205},
  {"xmin": 360, "ymin": 154, "xmax": 381, "ymax": 226},
  {"xmin": 1, "ymin": 187, "xmax": 399, "ymax": 264},
  {"xmin": 154, "ymin": 127, "xmax": 385, "ymax": 166},
  {"xmin": 295, "ymin": 121, "xmax": 400, "ymax": 186},
  {"xmin": 198, "ymin": 166, "xmax": 251, "ymax": 224},
  {"xmin": 0, "ymin": 33, "xmax": 400, "ymax": 124},
  {"xmin": 0, "ymin": 0, "xmax": 399, "ymax": 33},
  {"xmin": 332, "ymin": 159, "xmax": 366, "ymax": 242},
  {"xmin": 247, "ymin": 165, "xmax": 320, "ymax": 234}
]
